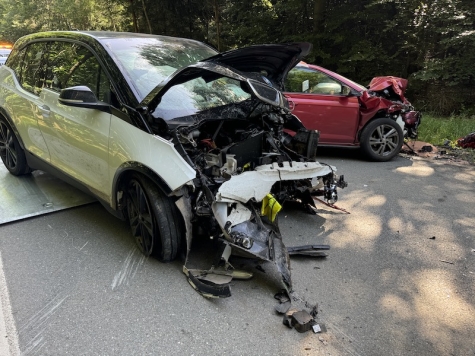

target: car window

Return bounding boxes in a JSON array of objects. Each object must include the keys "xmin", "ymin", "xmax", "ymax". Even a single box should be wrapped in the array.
[
  {"xmin": 102, "ymin": 37, "xmax": 218, "ymax": 100},
  {"xmin": 21, "ymin": 42, "xmax": 48, "ymax": 95},
  {"xmin": 285, "ymin": 67, "xmax": 342, "ymax": 95},
  {"xmin": 4, "ymin": 46, "xmax": 26, "ymax": 77},
  {"xmin": 44, "ymin": 41, "xmax": 112, "ymax": 103},
  {"xmin": 155, "ymin": 76, "xmax": 251, "ymax": 120}
]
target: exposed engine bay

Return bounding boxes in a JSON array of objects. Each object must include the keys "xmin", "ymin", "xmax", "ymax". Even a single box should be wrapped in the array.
[
  {"xmin": 145, "ymin": 51, "xmax": 347, "ymax": 298},
  {"xmin": 165, "ymin": 100, "xmax": 346, "ymax": 298}
]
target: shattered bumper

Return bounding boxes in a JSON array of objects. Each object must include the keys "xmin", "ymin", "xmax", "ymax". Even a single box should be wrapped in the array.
[{"xmin": 181, "ymin": 161, "xmax": 341, "ymax": 298}]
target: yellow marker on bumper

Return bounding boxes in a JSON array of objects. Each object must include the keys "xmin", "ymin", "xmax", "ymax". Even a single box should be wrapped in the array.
[{"xmin": 261, "ymin": 193, "xmax": 282, "ymax": 222}]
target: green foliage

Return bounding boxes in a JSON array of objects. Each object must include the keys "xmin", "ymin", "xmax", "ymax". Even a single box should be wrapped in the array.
[
  {"xmin": 0, "ymin": 0, "xmax": 474, "ymax": 114},
  {"xmin": 418, "ymin": 114, "xmax": 475, "ymax": 145}
]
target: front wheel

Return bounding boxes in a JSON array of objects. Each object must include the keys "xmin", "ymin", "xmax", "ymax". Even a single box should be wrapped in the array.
[
  {"xmin": 0, "ymin": 117, "xmax": 31, "ymax": 175},
  {"xmin": 125, "ymin": 174, "xmax": 182, "ymax": 261},
  {"xmin": 360, "ymin": 118, "xmax": 403, "ymax": 162}
]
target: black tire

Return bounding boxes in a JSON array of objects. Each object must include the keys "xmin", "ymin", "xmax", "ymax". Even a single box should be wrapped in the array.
[
  {"xmin": 125, "ymin": 174, "xmax": 182, "ymax": 262},
  {"xmin": 360, "ymin": 118, "xmax": 403, "ymax": 162},
  {"xmin": 0, "ymin": 117, "xmax": 31, "ymax": 175}
]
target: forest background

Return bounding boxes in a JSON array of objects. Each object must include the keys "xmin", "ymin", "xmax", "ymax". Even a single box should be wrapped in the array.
[{"xmin": 0, "ymin": 0, "xmax": 474, "ymax": 116}]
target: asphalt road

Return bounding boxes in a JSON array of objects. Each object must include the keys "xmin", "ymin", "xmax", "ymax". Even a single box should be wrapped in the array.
[{"xmin": 1, "ymin": 149, "xmax": 475, "ymax": 356}]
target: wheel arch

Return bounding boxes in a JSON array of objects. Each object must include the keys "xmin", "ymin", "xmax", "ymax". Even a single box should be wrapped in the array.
[
  {"xmin": 111, "ymin": 162, "xmax": 174, "ymax": 211},
  {"xmin": 357, "ymin": 111, "xmax": 389, "ymax": 142}
]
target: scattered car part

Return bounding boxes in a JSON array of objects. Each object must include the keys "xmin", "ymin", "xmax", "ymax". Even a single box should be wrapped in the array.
[
  {"xmin": 287, "ymin": 244, "xmax": 330, "ymax": 257},
  {"xmin": 457, "ymin": 132, "xmax": 475, "ymax": 149},
  {"xmin": 291, "ymin": 310, "xmax": 315, "ymax": 333}
]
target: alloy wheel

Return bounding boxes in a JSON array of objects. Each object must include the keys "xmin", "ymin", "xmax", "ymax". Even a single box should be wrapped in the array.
[
  {"xmin": 0, "ymin": 122, "xmax": 18, "ymax": 170},
  {"xmin": 368, "ymin": 124, "xmax": 400, "ymax": 157},
  {"xmin": 126, "ymin": 179, "xmax": 155, "ymax": 256}
]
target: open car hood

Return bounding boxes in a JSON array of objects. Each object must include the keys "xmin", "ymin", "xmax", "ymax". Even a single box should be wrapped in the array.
[
  {"xmin": 141, "ymin": 43, "xmax": 312, "ymax": 112},
  {"xmin": 203, "ymin": 43, "xmax": 312, "ymax": 89}
]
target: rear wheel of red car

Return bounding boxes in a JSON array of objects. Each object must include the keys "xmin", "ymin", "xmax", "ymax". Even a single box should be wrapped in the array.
[
  {"xmin": 360, "ymin": 118, "xmax": 403, "ymax": 162},
  {"xmin": 125, "ymin": 174, "xmax": 182, "ymax": 262},
  {"xmin": 0, "ymin": 117, "xmax": 31, "ymax": 175}
]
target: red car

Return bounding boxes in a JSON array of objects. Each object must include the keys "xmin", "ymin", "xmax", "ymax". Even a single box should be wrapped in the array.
[{"xmin": 284, "ymin": 62, "xmax": 421, "ymax": 161}]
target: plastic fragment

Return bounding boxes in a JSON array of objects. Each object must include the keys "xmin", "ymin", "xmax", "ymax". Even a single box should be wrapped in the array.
[
  {"xmin": 275, "ymin": 301, "xmax": 291, "ymax": 314},
  {"xmin": 290, "ymin": 310, "xmax": 314, "ymax": 333},
  {"xmin": 312, "ymin": 324, "xmax": 321, "ymax": 333}
]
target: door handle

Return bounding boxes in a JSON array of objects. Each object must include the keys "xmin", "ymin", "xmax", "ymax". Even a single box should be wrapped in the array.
[{"xmin": 38, "ymin": 104, "xmax": 51, "ymax": 118}]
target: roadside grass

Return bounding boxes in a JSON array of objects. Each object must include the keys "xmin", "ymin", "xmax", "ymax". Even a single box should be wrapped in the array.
[{"xmin": 417, "ymin": 114, "xmax": 475, "ymax": 164}]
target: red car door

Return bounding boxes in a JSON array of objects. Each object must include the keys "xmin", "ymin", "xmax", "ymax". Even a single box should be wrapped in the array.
[{"xmin": 284, "ymin": 66, "xmax": 361, "ymax": 145}]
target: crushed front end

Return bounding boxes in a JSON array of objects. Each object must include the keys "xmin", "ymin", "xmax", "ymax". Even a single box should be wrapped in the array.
[
  {"xmin": 169, "ymin": 100, "xmax": 345, "ymax": 298},
  {"xmin": 145, "ymin": 47, "xmax": 347, "ymax": 298},
  {"xmin": 364, "ymin": 76, "xmax": 421, "ymax": 139}
]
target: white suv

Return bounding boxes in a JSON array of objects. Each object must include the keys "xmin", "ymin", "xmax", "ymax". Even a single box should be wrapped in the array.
[{"xmin": 0, "ymin": 31, "xmax": 345, "ymax": 297}]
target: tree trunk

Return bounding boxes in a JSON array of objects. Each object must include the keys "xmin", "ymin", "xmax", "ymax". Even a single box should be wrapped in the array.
[
  {"xmin": 130, "ymin": 0, "xmax": 139, "ymax": 33},
  {"xmin": 140, "ymin": 0, "xmax": 152, "ymax": 33},
  {"xmin": 313, "ymin": 0, "xmax": 326, "ymax": 33},
  {"xmin": 213, "ymin": 0, "xmax": 220, "ymax": 51}
]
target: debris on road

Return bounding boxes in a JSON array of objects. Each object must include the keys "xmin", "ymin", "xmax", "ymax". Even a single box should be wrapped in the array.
[
  {"xmin": 440, "ymin": 260, "xmax": 454, "ymax": 265},
  {"xmin": 313, "ymin": 197, "xmax": 351, "ymax": 214},
  {"xmin": 419, "ymin": 145, "xmax": 433, "ymax": 153},
  {"xmin": 287, "ymin": 244, "xmax": 330, "ymax": 257},
  {"xmin": 276, "ymin": 290, "xmax": 324, "ymax": 334},
  {"xmin": 457, "ymin": 132, "xmax": 475, "ymax": 149},
  {"xmin": 401, "ymin": 141, "xmax": 438, "ymax": 158}
]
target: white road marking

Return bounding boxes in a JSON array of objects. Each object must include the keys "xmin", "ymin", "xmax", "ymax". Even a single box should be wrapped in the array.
[{"xmin": 0, "ymin": 251, "xmax": 20, "ymax": 356}]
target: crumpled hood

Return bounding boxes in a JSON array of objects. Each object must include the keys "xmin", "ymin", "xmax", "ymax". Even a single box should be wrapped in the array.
[{"xmin": 368, "ymin": 76, "xmax": 408, "ymax": 102}]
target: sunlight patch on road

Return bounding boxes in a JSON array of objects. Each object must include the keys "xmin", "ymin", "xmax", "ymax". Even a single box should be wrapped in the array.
[
  {"xmin": 453, "ymin": 171, "xmax": 475, "ymax": 183},
  {"xmin": 395, "ymin": 165, "xmax": 434, "ymax": 177},
  {"xmin": 412, "ymin": 270, "xmax": 475, "ymax": 351},
  {"xmin": 361, "ymin": 195, "xmax": 386, "ymax": 207}
]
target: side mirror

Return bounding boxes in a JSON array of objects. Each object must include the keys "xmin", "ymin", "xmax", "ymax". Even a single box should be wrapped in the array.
[
  {"xmin": 341, "ymin": 85, "xmax": 352, "ymax": 96},
  {"xmin": 58, "ymin": 86, "xmax": 111, "ymax": 113}
]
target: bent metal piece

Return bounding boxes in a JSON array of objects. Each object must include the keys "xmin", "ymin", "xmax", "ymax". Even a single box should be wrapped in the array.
[{"xmin": 287, "ymin": 244, "xmax": 330, "ymax": 257}]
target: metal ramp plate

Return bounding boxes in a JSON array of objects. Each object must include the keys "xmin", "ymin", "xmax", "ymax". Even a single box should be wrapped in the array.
[{"xmin": 0, "ymin": 164, "xmax": 96, "ymax": 224}]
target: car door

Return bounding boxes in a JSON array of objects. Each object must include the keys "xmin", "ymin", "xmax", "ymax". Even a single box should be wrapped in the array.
[
  {"xmin": 284, "ymin": 66, "xmax": 360, "ymax": 145},
  {"xmin": 38, "ymin": 41, "xmax": 112, "ymax": 200},
  {"xmin": 1, "ymin": 42, "xmax": 52, "ymax": 162}
]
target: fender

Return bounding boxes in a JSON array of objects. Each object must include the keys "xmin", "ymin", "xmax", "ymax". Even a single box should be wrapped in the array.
[{"xmin": 112, "ymin": 161, "xmax": 175, "ymax": 210}]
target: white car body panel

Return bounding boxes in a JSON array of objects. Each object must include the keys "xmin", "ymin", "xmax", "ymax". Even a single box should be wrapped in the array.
[
  {"xmin": 0, "ymin": 69, "xmax": 51, "ymax": 162},
  {"xmin": 216, "ymin": 161, "xmax": 333, "ymax": 203},
  {"xmin": 39, "ymin": 88, "xmax": 111, "ymax": 201},
  {"xmin": 108, "ymin": 117, "xmax": 196, "ymax": 194}
]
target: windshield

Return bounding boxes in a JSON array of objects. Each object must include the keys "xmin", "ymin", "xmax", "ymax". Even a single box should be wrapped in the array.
[
  {"xmin": 102, "ymin": 37, "xmax": 218, "ymax": 100},
  {"xmin": 154, "ymin": 75, "xmax": 252, "ymax": 121}
]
